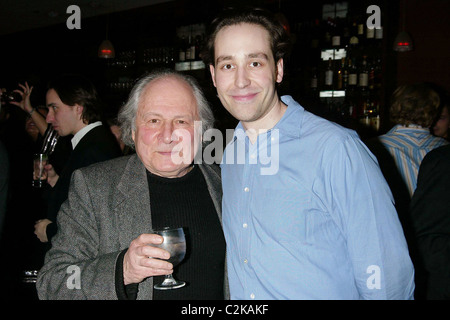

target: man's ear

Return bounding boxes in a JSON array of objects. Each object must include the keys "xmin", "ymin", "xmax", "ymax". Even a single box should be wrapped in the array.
[
  {"xmin": 209, "ymin": 64, "xmax": 217, "ymax": 87},
  {"xmin": 75, "ymin": 104, "xmax": 84, "ymax": 121},
  {"xmin": 276, "ymin": 58, "xmax": 284, "ymax": 84}
]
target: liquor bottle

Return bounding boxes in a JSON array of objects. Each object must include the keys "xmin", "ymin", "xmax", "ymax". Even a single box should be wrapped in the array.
[
  {"xmin": 375, "ymin": 26, "xmax": 383, "ymax": 41},
  {"xmin": 369, "ymin": 97, "xmax": 380, "ymax": 131},
  {"xmin": 349, "ymin": 21, "xmax": 359, "ymax": 46},
  {"xmin": 194, "ymin": 35, "xmax": 202, "ymax": 60},
  {"xmin": 337, "ymin": 58, "xmax": 345, "ymax": 90},
  {"xmin": 185, "ymin": 35, "xmax": 192, "ymax": 61},
  {"xmin": 357, "ymin": 18, "xmax": 365, "ymax": 46},
  {"xmin": 308, "ymin": 66, "xmax": 320, "ymax": 108},
  {"xmin": 310, "ymin": 19, "xmax": 321, "ymax": 49},
  {"xmin": 178, "ymin": 36, "xmax": 187, "ymax": 62},
  {"xmin": 356, "ymin": 83, "xmax": 371, "ymax": 125},
  {"xmin": 344, "ymin": 85, "xmax": 357, "ymax": 119},
  {"xmin": 310, "ymin": 67, "xmax": 318, "ymax": 91},
  {"xmin": 348, "ymin": 58, "xmax": 358, "ymax": 88},
  {"xmin": 323, "ymin": 18, "xmax": 333, "ymax": 48},
  {"xmin": 374, "ymin": 27, "xmax": 383, "ymax": 51},
  {"xmin": 341, "ymin": 21, "xmax": 350, "ymax": 47},
  {"xmin": 374, "ymin": 58, "xmax": 382, "ymax": 89},
  {"xmin": 342, "ymin": 57, "xmax": 348, "ymax": 89},
  {"xmin": 358, "ymin": 55, "xmax": 369, "ymax": 88},
  {"xmin": 189, "ymin": 35, "xmax": 196, "ymax": 61},
  {"xmin": 331, "ymin": 17, "xmax": 341, "ymax": 48},
  {"xmin": 366, "ymin": 26, "xmax": 375, "ymax": 41},
  {"xmin": 348, "ymin": 21, "xmax": 359, "ymax": 60},
  {"xmin": 369, "ymin": 60, "xmax": 375, "ymax": 91},
  {"xmin": 325, "ymin": 57, "xmax": 333, "ymax": 89}
]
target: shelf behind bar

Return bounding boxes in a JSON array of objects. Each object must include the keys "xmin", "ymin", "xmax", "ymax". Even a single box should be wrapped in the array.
[{"xmin": 319, "ymin": 90, "xmax": 346, "ymax": 98}]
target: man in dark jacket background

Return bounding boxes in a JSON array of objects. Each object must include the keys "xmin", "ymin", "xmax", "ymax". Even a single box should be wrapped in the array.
[
  {"xmin": 410, "ymin": 144, "xmax": 450, "ymax": 299},
  {"xmin": 34, "ymin": 74, "xmax": 122, "ymax": 243}
]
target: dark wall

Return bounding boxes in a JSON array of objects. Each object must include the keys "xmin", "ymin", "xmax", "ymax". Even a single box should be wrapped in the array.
[{"xmin": 396, "ymin": 0, "xmax": 450, "ymax": 94}]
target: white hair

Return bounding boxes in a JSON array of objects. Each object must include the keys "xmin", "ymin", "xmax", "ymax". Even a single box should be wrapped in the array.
[{"xmin": 118, "ymin": 69, "xmax": 215, "ymax": 149}]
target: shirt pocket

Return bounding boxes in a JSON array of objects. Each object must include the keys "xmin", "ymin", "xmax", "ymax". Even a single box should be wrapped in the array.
[{"xmin": 254, "ymin": 187, "xmax": 311, "ymax": 243}]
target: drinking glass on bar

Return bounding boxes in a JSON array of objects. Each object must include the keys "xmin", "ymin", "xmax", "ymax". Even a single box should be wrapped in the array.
[{"xmin": 32, "ymin": 153, "xmax": 48, "ymax": 188}]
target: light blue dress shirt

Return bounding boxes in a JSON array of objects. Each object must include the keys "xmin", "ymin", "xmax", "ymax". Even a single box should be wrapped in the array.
[{"xmin": 221, "ymin": 96, "xmax": 415, "ymax": 300}]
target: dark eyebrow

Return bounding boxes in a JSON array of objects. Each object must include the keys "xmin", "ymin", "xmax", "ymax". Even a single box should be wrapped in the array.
[
  {"xmin": 248, "ymin": 52, "xmax": 269, "ymax": 60},
  {"xmin": 216, "ymin": 55, "xmax": 233, "ymax": 64},
  {"xmin": 216, "ymin": 52, "xmax": 269, "ymax": 65}
]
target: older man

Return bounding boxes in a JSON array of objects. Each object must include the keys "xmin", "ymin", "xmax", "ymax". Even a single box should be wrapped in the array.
[{"xmin": 36, "ymin": 69, "xmax": 227, "ymax": 300}]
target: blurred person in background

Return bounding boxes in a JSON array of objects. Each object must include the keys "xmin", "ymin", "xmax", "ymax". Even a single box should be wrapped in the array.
[
  {"xmin": 366, "ymin": 82, "xmax": 448, "ymax": 299},
  {"xmin": 10, "ymin": 82, "xmax": 72, "ymax": 174},
  {"xmin": 432, "ymin": 104, "xmax": 449, "ymax": 141},
  {"xmin": 34, "ymin": 74, "xmax": 122, "ymax": 244}
]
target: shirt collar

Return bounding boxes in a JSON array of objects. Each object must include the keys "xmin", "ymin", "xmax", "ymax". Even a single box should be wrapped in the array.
[
  {"xmin": 71, "ymin": 121, "xmax": 102, "ymax": 149},
  {"xmin": 388, "ymin": 124, "xmax": 431, "ymax": 135},
  {"xmin": 231, "ymin": 95, "xmax": 303, "ymax": 143}
]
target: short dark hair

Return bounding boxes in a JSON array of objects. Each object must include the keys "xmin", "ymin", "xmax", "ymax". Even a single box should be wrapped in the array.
[
  {"xmin": 203, "ymin": 6, "xmax": 292, "ymax": 67},
  {"xmin": 47, "ymin": 74, "xmax": 103, "ymax": 124}
]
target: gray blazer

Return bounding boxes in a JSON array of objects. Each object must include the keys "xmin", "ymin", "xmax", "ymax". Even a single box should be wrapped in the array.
[{"xmin": 36, "ymin": 154, "xmax": 229, "ymax": 300}]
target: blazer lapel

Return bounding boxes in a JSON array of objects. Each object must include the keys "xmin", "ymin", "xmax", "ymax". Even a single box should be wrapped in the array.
[
  {"xmin": 114, "ymin": 154, "xmax": 154, "ymax": 299},
  {"xmin": 114, "ymin": 154, "xmax": 152, "ymax": 248}
]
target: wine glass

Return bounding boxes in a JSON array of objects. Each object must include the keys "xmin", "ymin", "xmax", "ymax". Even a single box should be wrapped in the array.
[{"xmin": 152, "ymin": 227, "xmax": 186, "ymax": 290}]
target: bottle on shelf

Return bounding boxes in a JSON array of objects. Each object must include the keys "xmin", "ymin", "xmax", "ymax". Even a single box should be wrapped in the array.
[
  {"xmin": 331, "ymin": 17, "xmax": 341, "ymax": 48},
  {"xmin": 188, "ymin": 34, "xmax": 196, "ymax": 61},
  {"xmin": 296, "ymin": 4, "xmax": 385, "ymax": 132},
  {"xmin": 194, "ymin": 35, "xmax": 201, "ymax": 60},
  {"xmin": 374, "ymin": 58, "xmax": 382, "ymax": 89},
  {"xmin": 357, "ymin": 18, "xmax": 365, "ymax": 46},
  {"xmin": 348, "ymin": 58, "xmax": 358, "ymax": 88},
  {"xmin": 178, "ymin": 35, "xmax": 187, "ymax": 62},
  {"xmin": 310, "ymin": 18, "xmax": 321, "ymax": 49},
  {"xmin": 375, "ymin": 26, "xmax": 383, "ymax": 41},
  {"xmin": 325, "ymin": 57, "xmax": 334, "ymax": 89},
  {"xmin": 366, "ymin": 25, "xmax": 375, "ymax": 42},
  {"xmin": 310, "ymin": 67, "xmax": 319, "ymax": 91},
  {"xmin": 369, "ymin": 60, "xmax": 375, "ymax": 91},
  {"xmin": 185, "ymin": 34, "xmax": 192, "ymax": 61},
  {"xmin": 341, "ymin": 23, "xmax": 350, "ymax": 48},
  {"xmin": 358, "ymin": 55, "xmax": 369, "ymax": 89},
  {"xmin": 337, "ymin": 57, "xmax": 346, "ymax": 90},
  {"xmin": 323, "ymin": 18, "xmax": 333, "ymax": 48},
  {"xmin": 349, "ymin": 21, "xmax": 359, "ymax": 46}
]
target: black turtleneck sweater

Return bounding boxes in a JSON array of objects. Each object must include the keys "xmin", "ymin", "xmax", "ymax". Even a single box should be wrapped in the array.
[{"xmin": 115, "ymin": 165, "xmax": 225, "ymax": 300}]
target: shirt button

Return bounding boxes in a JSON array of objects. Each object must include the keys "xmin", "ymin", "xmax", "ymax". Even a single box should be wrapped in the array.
[
  {"xmin": 243, "ymin": 223, "xmax": 248, "ymax": 228},
  {"xmin": 250, "ymin": 293, "xmax": 255, "ymax": 299},
  {"xmin": 244, "ymin": 187, "xmax": 249, "ymax": 192},
  {"xmin": 243, "ymin": 259, "xmax": 248, "ymax": 264}
]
